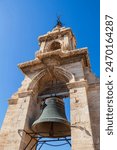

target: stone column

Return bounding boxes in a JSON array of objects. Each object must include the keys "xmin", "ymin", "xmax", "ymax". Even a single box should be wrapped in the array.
[
  {"xmin": 0, "ymin": 91, "xmax": 39, "ymax": 150},
  {"xmin": 68, "ymin": 81, "xmax": 95, "ymax": 150}
]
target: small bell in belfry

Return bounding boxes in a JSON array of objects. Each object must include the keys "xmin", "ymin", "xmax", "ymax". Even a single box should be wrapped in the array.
[{"xmin": 32, "ymin": 97, "xmax": 71, "ymax": 138}]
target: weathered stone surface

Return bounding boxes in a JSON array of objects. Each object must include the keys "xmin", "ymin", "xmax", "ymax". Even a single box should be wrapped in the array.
[{"xmin": 0, "ymin": 25, "xmax": 100, "ymax": 150}]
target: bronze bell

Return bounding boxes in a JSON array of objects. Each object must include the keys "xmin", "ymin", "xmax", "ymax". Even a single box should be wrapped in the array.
[{"xmin": 32, "ymin": 97, "xmax": 71, "ymax": 138}]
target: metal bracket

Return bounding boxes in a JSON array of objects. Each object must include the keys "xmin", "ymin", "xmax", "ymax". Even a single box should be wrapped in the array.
[{"xmin": 18, "ymin": 129, "xmax": 71, "ymax": 150}]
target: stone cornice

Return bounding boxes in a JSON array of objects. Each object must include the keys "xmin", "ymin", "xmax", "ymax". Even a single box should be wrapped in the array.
[
  {"xmin": 8, "ymin": 98, "xmax": 18, "ymax": 105},
  {"xmin": 18, "ymin": 48, "xmax": 90, "ymax": 75},
  {"xmin": 39, "ymin": 27, "xmax": 73, "ymax": 42},
  {"xmin": 18, "ymin": 90, "xmax": 34, "ymax": 98},
  {"xmin": 36, "ymin": 48, "xmax": 88, "ymax": 59},
  {"xmin": 18, "ymin": 58, "xmax": 41, "ymax": 68},
  {"xmin": 67, "ymin": 80, "xmax": 88, "ymax": 89},
  {"xmin": 8, "ymin": 90, "xmax": 35, "ymax": 104}
]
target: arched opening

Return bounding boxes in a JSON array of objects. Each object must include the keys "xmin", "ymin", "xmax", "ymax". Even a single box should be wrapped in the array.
[
  {"xmin": 27, "ymin": 68, "xmax": 73, "ymax": 150},
  {"xmin": 50, "ymin": 41, "xmax": 61, "ymax": 51},
  {"xmin": 34, "ymin": 75, "xmax": 71, "ymax": 149},
  {"xmin": 64, "ymin": 97, "xmax": 70, "ymax": 123},
  {"xmin": 35, "ymin": 79, "xmax": 71, "ymax": 150}
]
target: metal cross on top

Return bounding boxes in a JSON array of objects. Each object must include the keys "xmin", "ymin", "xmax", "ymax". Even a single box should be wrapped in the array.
[{"xmin": 56, "ymin": 16, "xmax": 63, "ymax": 27}]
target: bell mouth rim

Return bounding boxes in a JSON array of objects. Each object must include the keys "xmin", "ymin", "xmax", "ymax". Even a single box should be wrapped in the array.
[
  {"xmin": 31, "ymin": 121, "xmax": 71, "ymax": 138},
  {"xmin": 32, "ymin": 118, "xmax": 70, "ymax": 127},
  {"xmin": 31, "ymin": 129, "xmax": 71, "ymax": 138}
]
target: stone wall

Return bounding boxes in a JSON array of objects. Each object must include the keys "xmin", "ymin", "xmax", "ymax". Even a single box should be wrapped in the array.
[
  {"xmin": 69, "ymin": 81, "xmax": 95, "ymax": 150},
  {"xmin": 88, "ymin": 85, "xmax": 100, "ymax": 150},
  {"xmin": 0, "ymin": 92, "xmax": 40, "ymax": 150}
]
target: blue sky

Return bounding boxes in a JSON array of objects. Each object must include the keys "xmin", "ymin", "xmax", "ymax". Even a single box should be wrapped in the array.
[{"xmin": 0, "ymin": 0, "xmax": 99, "ymax": 149}]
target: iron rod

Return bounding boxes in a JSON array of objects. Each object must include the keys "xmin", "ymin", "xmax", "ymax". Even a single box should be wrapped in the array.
[{"xmin": 38, "ymin": 138, "xmax": 71, "ymax": 143}]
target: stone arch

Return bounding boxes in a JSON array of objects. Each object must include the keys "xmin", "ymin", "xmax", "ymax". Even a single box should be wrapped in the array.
[
  {"xmin": 50, "ymin": 41, "xmax": 61, "ymax": 50},
  {"xmin": 45, "ymin": 39, "xmax": 63, "ymax": 52},
  {"xmin": 27, "ymin": 67, "xmax": 75, "ymax": 92},
  {"xmin": 28, "ymin": 69, "xmax": 47, "ymax": 91},
  {"xmin": 54, "ymin": 66, "xmax": 75, "ymax": 83}
]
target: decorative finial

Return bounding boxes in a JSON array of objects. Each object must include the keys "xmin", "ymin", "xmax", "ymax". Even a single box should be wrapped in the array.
[{"xmin": 56, "ymin": 16, "xmax": 63, "ymax": 27}]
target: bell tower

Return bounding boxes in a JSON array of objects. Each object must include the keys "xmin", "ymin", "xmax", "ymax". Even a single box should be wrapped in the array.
[
  {"xmin": 0, "ymin": 20, "xmax": 100, "ymax": 150},
  {"xmin": 38, "ymin": 19, "xmax": 76, "ymax": 53}
]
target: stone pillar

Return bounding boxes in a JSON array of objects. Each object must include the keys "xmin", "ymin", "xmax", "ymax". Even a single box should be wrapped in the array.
[
  {"xmin": 69, "ymin": 81, "xmax": 95, "ymax": 150},
  {"xmin": 0, "ymin": 91, "xmax": 39, "ymax": 150}
]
